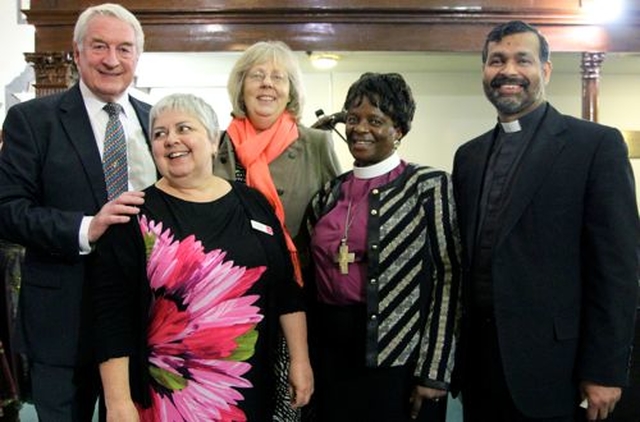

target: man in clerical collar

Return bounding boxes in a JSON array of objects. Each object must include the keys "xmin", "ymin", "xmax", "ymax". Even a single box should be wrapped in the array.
[{"xmin": 452, "ymin": 20, "xmax": 639, "ymax": 422}]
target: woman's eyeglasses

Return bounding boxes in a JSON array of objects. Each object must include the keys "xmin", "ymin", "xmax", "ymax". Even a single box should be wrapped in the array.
[{"xmin": 246, "ymin": 71, "xmax": 288, "ymax": 85}]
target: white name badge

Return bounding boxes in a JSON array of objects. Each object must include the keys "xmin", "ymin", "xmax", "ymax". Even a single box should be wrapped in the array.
[{"xmin": 251, "ymin": 219, "xmax": 274, "ymax": 235}]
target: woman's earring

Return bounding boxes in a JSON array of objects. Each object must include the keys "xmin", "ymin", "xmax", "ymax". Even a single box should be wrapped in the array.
[{"xmin": 393, "ymin": 139, "xmax": 401, "ymax": 150}]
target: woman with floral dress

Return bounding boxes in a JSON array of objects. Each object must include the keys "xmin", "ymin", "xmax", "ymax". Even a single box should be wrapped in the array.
[{"xmin": 90, "ymin": 93, "xmax": 313, "ymax": 422}]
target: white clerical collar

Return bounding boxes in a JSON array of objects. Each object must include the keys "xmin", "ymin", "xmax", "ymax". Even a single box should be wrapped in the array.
[
  {"xmin": 500, "ymin": 119, "xmax": 522, "ymax": 133},
  {"xmin": 353, "ymin": 153, "xmax": 401, "ymax": 179}
]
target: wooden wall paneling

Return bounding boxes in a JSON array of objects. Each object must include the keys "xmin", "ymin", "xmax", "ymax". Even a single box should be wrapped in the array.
[
  {"xmin": 28, "ymin": 0, "xmax": 583, "ymax": 12},
  {"xmin": 23, "ymin": 0, "xmax": 640, "ymax": 53}
]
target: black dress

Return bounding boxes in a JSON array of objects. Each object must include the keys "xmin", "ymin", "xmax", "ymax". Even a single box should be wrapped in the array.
[{"xmin": 92, "ymin": 184, "xmax": 304, "ymax": 422}]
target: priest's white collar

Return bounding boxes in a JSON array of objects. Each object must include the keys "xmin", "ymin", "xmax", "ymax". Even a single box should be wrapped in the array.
[
  {"xmin": 500, "ymin": 119, "xmax": 522, "ymax": 133},
  {"xmin": 353, "ymin": 152, "xmax": 401, "ymax": 179}
]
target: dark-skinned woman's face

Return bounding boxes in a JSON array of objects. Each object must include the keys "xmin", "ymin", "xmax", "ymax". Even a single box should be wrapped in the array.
[{"xmin": 344, "ymin": 96, "xmax": 402, "ymax": 167}]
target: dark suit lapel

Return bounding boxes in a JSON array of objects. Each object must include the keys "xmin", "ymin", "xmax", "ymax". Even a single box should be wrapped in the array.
[
  {"xmin": 59, "ymin": 84, "xmax": 107, "ymax": 206},
  {"xmin": 129, "ymin": 95, "xmax": 151, "ymax": 144},
  {"xmin": 496, "ymin": 105, "xmax": 568, "ymax": 246},
  {"xmin": 128, "ymin": 94, "xmax": 159, "ymax": 179}
]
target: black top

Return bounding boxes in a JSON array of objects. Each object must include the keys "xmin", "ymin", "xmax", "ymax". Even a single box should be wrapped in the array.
[
  {"xmin": 90, "ymin": 182, "xmax": 304, "ymax": 421},
  {"xmin": 472, "ymin": 103, "xmax": 547, "ymax": 311}
]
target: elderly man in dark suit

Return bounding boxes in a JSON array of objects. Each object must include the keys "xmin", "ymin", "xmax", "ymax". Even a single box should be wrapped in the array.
[
  {"xmin": 452, "ymin": 20, "xmax": 639, "ymax": 422},
  {"xmin": 0, "ymin": 3, "xmax": 156, "ymax": 421}
]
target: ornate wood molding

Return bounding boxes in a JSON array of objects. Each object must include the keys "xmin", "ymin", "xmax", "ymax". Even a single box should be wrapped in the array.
[
  {"xmin": 23, "ymin": 52, "xmax": 77, "ymax": 97},
  {"xmin": 580, "ymin": 51, "xmax": 605, "ymax": 121},
  {"xmin": 22, "ymin": 1, "xmax": 640, "ymax": 53}
]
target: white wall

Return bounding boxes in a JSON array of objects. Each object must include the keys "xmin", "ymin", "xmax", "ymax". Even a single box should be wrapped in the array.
[
  {"xmin": 138, "ymin": 52, "xmax": 640, "ymax": 177},
  {"xmin": 2, "ymin": 25, "xmax": 638, "ymax": 207},
  {"xmin": 600, "ymin": 73, "xmax": 640, "ymax": 210},
  {"xmin": 320, "ymin": 70, "xmax": 496, "ymax": 173},
  {"xmin": 300, "ymin": 61, "xmax": 588, "ymax": 174},
  {"xmin": 1, "ymin": 0, "xmax": 34, "ymax": 125},
  {"xmin": 134, "ymin": 54, "xmax": 590, "ymax": 174}
]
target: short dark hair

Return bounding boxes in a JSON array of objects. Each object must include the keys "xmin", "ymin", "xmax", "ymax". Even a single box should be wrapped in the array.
[
  {"xmin": 482, "ymin": 20, "xmax": 550, "ymax": 64},
  {"xmin": 343, "ymin": 72, "xmax": 416, "ymax": 136}
]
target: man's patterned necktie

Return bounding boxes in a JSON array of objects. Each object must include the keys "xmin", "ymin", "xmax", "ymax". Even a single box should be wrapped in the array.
[{"xmin": 102, "ymin": 102, "xmax": 128, "ymax": 200}]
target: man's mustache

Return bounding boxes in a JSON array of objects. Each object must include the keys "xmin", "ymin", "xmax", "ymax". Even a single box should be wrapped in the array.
[{"xmin": 490, "ymin": 76, "xmax": 530, "ymax": 89}]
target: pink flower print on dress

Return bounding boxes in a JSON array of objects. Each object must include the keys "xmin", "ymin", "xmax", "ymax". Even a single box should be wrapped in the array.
[{"xmin": 138, "ymin": 215, "xmax": 266, "ymax": 422}]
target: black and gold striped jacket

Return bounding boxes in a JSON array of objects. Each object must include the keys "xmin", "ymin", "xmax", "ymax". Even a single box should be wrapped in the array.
[{"xmin": 307, "ymin": 162, "xmax": 463, "ymax": 388}]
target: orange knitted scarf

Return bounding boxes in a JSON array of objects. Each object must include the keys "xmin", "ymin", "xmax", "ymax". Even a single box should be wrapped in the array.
[{"xmin": 227, "ymin": 112, "xmax": 303, "ymax": 285}]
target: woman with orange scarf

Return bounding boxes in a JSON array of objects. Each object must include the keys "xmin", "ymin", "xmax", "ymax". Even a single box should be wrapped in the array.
[{"xmin": 214, "ymin": 40, "xmax": 341, "ymax": 421}]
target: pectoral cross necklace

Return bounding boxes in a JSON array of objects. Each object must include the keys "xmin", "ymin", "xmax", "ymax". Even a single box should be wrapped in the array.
[{"xmin": 334, "ymin": 200, "xmax": 358, "ymax": 274}]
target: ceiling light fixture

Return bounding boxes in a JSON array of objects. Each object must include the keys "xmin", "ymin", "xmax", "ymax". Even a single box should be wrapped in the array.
[{"xmin": 307, "ymin": 52, "xmax": 340, "ymax": 70}]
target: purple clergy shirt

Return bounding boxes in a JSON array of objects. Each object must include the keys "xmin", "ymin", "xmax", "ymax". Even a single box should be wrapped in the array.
[{"xmin": 311, "ymin": 161, "xmax": 406, "ymax": 305}]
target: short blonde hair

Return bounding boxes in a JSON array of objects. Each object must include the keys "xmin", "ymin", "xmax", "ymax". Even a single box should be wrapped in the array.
[{"xmin": 227, "ymin": 41, "xmax": 305, "ymax": 121}]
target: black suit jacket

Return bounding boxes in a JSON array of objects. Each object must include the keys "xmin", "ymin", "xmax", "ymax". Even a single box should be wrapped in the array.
[
  {"xmin": 0, "ymin": 83, "xmax": 152, "ymax": 366},
  {"xmin": 452, "ymin": 104, "xmax": 639, "ymax": 418}
]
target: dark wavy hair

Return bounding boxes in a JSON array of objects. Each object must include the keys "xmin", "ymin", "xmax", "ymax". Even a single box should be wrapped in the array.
[
  {"xmin": 482, "ymin": 20, "xmax": 550, "ymax": 64},
  {"xmin": 342, "ymin": 72, "xmax": 416, "ymax": 137}
]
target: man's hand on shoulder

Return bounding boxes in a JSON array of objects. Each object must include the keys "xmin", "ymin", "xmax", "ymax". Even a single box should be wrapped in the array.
[{"xmin": 88, "ymin": 191, "xmax": 145, "ymax": 243}]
